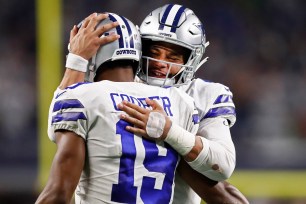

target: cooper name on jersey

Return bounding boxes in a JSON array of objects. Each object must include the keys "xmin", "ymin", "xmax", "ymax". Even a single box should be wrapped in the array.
[{"xmin": 110, "ymin": 92, "xmax": 173, "ymax": 116}]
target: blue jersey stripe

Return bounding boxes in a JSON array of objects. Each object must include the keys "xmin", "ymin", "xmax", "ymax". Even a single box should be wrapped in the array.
[
  {"xmin": 170, "ymin": 6, "xmax": 185, "ymax": 33},
  {"xmin": 214, "ymin": 95, "xmax": 233, "ymax": 105},
  {"xmin": 159, "ymin": 4, "xmax": 174, "ymax": 30},
  {"xmin": 192, "ymin": 114, "xmax": 199, "ymax": 124},
  {"xmin": 120, "ymin": 15, "xmax": 134, "ymax": 48},
  {"xmin": 52, "ymin": 112, "xmax": 87, "ymax": 123},
  {"xmin": 53, "ymin": 99, "xmax": 84, "ymax": 112},
  {"xmin": 109, "ymin": 14, "xmax": 124, "ymax": 48},
  {"xmin": 202, "ymin": 106, "xmax": 236, "ymax": 120}
]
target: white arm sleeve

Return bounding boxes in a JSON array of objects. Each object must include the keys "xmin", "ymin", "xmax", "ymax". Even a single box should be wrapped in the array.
[{"xmin": 187, "ymin": 117, "xmax": 236, "ymax": 181}]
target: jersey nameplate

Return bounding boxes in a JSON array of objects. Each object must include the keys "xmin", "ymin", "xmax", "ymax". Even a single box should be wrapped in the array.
[{"xmin": 110, "ymin": 92, "xmax": 173, "ymax": 116}]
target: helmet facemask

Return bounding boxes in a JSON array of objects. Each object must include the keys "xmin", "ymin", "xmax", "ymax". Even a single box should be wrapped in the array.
[{"xmin": 138, "ymin": 51, "xmax": 196, "ymax": 87}]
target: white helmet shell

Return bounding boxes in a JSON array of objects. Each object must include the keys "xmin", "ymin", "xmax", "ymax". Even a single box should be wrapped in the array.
[
  {"xmin": 138, "ymin": 4, "xmax": 207, "ymax": 86},
  {"xmin": 85, "ymin": 13, "xmax": 142, "ymax": 82}
]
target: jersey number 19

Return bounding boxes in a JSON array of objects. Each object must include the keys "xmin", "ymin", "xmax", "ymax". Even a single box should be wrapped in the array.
[{"xmin": 111, "ymin": 120, "xmax": 178, "ymax": 204}]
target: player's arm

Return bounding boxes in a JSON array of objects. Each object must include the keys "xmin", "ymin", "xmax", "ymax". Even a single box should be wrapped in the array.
[
  {"xmin": 177, "ymin": 159, "xmax": 249, "ymax": 204},
  {"xmin": 118, "ymin": 99, "xmax": 249, "ymax": 202},
  {"xmin": 118, "ymin": 99, "xmax": 235, "ymax": 181},
  {"xmin": 35, "ymin": 130, "xmax": 85, "ymax": 204},
  {"xmin": 59, "ymin": 12, "xmax": 120, "ymax": 90},
  {"xmin": 186, "ymin": 82, "xmax": 237, "ymax": 181},
  {"xmin": 117, "ymin": 99, "xmax": 202, "ymax": 161}
]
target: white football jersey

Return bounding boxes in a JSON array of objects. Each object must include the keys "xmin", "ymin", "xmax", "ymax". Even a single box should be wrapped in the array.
[
  {"xmin": 48, "ymin": 80, "xmax": 198, "ymax": 204},
  {"xmin": 172, "ymin": 78, "xmax": 237, "ymax": 204},
  {"xmin": 180, "ymin": 78, "xmax": 236, "ymax": 127}
]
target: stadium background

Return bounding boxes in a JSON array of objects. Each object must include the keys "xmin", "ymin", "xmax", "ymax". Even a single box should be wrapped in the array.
[{"xmin": 0, "ymin": 0, "xmax": 305, "ymax": 203}]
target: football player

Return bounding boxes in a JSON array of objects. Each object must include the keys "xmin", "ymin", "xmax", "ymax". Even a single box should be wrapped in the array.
[
  {"xmin": 124, "ymin": 4, "xmax": 249, "ymax": 204},
  {"xmin": 35, "ymin": 13, "xmax": 200, "ymax": 204}
]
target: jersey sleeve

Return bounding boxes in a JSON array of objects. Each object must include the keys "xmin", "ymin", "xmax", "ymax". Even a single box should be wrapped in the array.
[
  {"xmin": 47, "ymin": 87, "xmax": 88, "ymax": 142},
  {"xmin": 187, "ymin": 79, "xmax": 236, "ymax": 127},
  {"xmin": 205, "ymin": 83, "xmax": 236, "ymax": 127},
  {"xmin": 47, "ymin": 88, "xmax": 61, "ymax": 142}
]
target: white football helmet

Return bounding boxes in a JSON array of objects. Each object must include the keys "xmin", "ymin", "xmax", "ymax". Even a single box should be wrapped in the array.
[
  {"xmin": 82, "ymin": 13, "xmax": 142, "ymax": 82},
  {"xmin": 138, "ymin": 4, "xmax": 209, "ymax": 87}
]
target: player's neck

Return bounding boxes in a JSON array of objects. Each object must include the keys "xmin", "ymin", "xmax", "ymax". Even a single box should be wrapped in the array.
[{"xmin": 95, "ymin": 66, "xmax": 135, "ymax": 82}]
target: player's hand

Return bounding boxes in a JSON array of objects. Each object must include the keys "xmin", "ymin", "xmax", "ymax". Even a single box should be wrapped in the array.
[
  {"xmin": 117, "ymin": 98, "xmax": 172, "ymax": 141},
  {"xmin": 69, "ymin": 12, "xmax": 120, "ymax": 60}
]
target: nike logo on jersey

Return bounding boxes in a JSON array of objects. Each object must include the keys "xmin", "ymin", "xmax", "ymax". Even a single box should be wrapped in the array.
[{"xmin": 55, "ymin": 91, "xmax": 67, "ymax": 99}]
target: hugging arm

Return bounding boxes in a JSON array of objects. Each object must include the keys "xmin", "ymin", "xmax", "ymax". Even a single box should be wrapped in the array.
[
  {"xmin": 117, "ymin": 99, "xmax": 203, "ymax": 161},
  {"xmin": 59, "ymin": 12, "xmax": 120, "ymax": 90},
  {"xmin": 118, "ymin": 99, "xmax": 249, "ymax": 203}
]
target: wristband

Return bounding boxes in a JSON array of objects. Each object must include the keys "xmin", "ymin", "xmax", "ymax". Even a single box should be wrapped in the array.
[
  {"xmin": 164, "ymin": 123, "xmax": 195, "ymax": 156},
  {"xmin": 65, "ymin": 53, "xmax": 88, "ymax": 72}
]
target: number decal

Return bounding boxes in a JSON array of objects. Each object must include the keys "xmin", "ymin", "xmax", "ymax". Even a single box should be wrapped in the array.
[{"xmin": 111, "ymin": 120, "xmax": 178, "ymax": 203}]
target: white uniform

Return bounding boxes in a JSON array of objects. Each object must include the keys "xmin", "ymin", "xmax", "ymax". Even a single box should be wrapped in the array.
[
  {"xmin": 172, "ymin": 78, "xmax": 237, "ymax": 204},
  {"xmin": 48, "ymin": 80, "xmax": 198, "ymax": 204}
]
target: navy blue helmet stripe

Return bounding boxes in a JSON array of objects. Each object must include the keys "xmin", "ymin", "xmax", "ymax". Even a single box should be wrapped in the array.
[
  {"xmin": 213, "ymin": 95, "xmax": 233, "ymax": 105},
  {"xmin": 109, "ymin": 14, "xmax": 124, "ymax": 48},
  {"xmin": 52, "ymin": 112, "xmax": 87, "ymax": 123},
  {"xmin": 53, "ymin": 99, "xmax": 84, "ymax": 112},
  {"xmin": 159, "ymin": 4, "xmax": 174, "ymax": 30},
  {"xmin": 202, "ymin": 106, "xmax": 236, "ymax": 120},
  {"xmin": 170, "ymin": 6, "xmax": 185, "ymax": 33},
  {"xmin": 120, "ymin": 15, "xmax": 134, "ymax": 48}
]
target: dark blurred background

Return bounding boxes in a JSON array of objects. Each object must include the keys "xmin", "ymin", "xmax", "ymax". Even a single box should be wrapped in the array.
[{"xmin": 0, "ymin": 0, "xmax": 305, "ymax": 203}]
